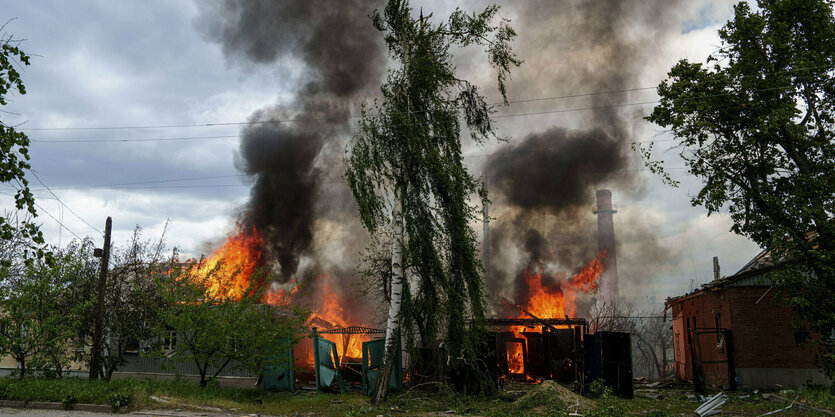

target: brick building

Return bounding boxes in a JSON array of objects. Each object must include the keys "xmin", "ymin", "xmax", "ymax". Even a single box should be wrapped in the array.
[{"xmin": 665, "ymin": 251, "xmax": 829, "ymax": 389}]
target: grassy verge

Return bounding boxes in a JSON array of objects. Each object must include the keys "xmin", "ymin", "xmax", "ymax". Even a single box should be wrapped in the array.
[{"xmin": 0, "ymin": 377, "xmax": 834, "ymax": 416}]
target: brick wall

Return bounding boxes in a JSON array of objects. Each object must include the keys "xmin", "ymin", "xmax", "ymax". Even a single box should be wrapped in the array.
[
  {"xmin": 670, "ymin": 289, "xmax": 731, "ymax": 386},
  {"xmin": 726, "ymin": 288, "xmax": 817, "ymax": 369},
  {"xmin": 670, "ymin": 285, "xmax": 819, "ymax": 387}
]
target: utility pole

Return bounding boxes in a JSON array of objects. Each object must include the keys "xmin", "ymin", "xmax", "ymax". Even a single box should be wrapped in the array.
[
  {"xmin": 482, "ymin": 170, "xmax": 489, "ymax": 281},
  {"xmin": 89, "ymin": 216, "xmax": 112, "ymax": 380}
]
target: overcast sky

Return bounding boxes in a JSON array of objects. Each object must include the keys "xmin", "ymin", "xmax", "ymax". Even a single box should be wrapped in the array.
[{"xmin": 0, "ymin": 0, "xmax": 761, "ymax": 302}]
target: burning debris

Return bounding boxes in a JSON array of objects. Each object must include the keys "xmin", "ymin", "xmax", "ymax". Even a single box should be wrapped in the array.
[{"xmin": 510, "ymin": 252, "xmax": 604, "ymax": 320}]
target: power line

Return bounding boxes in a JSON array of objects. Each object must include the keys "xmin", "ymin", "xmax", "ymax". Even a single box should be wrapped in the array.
[
  {"xmin": 24, "ymin": 166, "xmax": 689, "ymax": 193},
  {"xmin": 20, "ymin": 87, "xmax": 660, "ymax": 132},
  {"xmin": 31, "ymin": 134, "xmax": 239, "ymax": 143},
  {"xmin": 32, "ymin": 183, "xmax": 251, "ymax": 191},
  {"xmin": 28, "ymin": 169, "xmax": 103, "ymax": 234},
  {"xmin": 26, "ymin": 98, "xmax": 659, "ymax": 140},
  {"xmin": 21, "ymin": 137, "xmax": 684, "ymax": 193},
  {"xmin": 32, "ymin": 200, "xmax": 83, "ymax": 241},
  {"xmin": 24, "ymin": 81, "xmax": 817, "ymax": 144},
  {"xmin": 22, "ymin": 63, "xmax": 833, "ymax": 133},
  {"xmin": 26, "ymin": 174, "xmax": 246, "ymax": 191}
]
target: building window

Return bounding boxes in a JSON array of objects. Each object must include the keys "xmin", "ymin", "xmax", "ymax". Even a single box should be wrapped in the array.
[
  {"xmin": 713, "ymin": 311, "xmax": 724, "ymax": 351},
  {"xmin": 124, "ymin": 338, "xmax": 140, "ymax": 354},
  {"xmin": 162, "ymin": 330, "xmax": 177, "ymax": 352}
]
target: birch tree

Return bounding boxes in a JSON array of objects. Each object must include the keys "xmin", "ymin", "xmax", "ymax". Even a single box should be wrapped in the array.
[{"xmin": 345, "ymin": 0, "xmax": 520, "ymax": 402}]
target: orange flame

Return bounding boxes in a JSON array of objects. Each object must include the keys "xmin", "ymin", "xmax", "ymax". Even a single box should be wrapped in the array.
[
  {"xmin": 502, "ymin": 253, "xmax": 604, "ymax": 378},
  {"xmin": 306, "ymin": 275, "xmax": 368, "ymax": 360},
  {"xmin": 506, "ymin": 341, "xmax": 525, "ymax": 374},
  {"xmin": 262, "ymin": 286, "xmax": 298, "ymax": 306},
  {"xmin": 185, "ymin": 227, "xmax": 265, "ymax": 301},
  {"xmin": 509, "ymin": 252, "xmax": 605, "ymax": 336},
  {"xmin": 519, "ymin": 252, "xmax": 604, "ymax": 320}
]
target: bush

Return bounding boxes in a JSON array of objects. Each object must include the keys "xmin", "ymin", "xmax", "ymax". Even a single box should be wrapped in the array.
[
  {"xmin": 61, "ymin": 393, "xmax": 77, "ymax": 409},
  {"xmin": 584, "ymin": 384, "xmax": 629, "ymax": 417},
  {"xmin": 110, "ymin": 393, "xmax": 132, "ymax": 410},
  {"xmin": 587, "ymin": 379, "xmax": 608, "ymax": 398}
]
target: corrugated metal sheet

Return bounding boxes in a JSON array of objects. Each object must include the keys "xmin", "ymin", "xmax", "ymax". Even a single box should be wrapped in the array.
[
  {"xmin": 120, "ymin": 354, "xmax": 257, "ymax": 377},
  {"xmin": 723, "ymin": 272, "xmax": 773, "ymax": 288}
]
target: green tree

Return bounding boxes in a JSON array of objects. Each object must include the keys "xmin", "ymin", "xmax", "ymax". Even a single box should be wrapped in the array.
[
  {"xmin": 1, "ymin": 26, "xmax": 44, "ymax": 264},
  {"xmin": 344, "ymin": 0, "xmax": 520, "ymax": 402},
  {"xmin": 0, "ymin": 240, "xmax": 97, "ymax": 378},
  {"xmin": 154, "ymin": 263, "xmax": 303, "ymax": 387},
  {"xmin": 67, "ymin": 226, "xmax": 168, "ymax": 380},
  {"xmin": 642, "ymin": 0, "xmax": 835, "ymax": 375}
]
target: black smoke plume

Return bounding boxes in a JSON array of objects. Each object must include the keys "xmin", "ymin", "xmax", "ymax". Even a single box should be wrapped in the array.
[
  {"xmin": 483, "ymin": 0, "xmax": 681, "ymax": 306},
  {"xmin": 195, "ymin": 0, "xmax": 385, "ymax": 279}
]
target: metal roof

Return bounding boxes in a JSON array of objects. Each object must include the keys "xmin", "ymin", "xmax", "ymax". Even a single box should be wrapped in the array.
[{"xmin": 666, "ymin": 249, "xmax": 773, "ymax": 305}]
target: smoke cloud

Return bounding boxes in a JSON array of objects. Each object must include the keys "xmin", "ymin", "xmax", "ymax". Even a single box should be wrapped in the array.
[
  {"xmin": 194, "ymin": 0, "xmax": 686, "ymax": 321},
  {"xmin": 195, "ymin": 0, "xmax": 385, "ymax": 279},
  {"xmin": 482, "ymin": 0, "xmax": 682, "ymax": 307}
]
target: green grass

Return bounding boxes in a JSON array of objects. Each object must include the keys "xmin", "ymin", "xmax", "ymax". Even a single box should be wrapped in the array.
[{"xmin": 0, "ymin": 377, "xmax": 834, "ymax": 416}]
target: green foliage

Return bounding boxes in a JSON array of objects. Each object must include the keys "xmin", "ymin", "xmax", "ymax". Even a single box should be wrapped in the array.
[
  {"xmin": 153, "ymin": 263, "xmax": 305, "ymax": 387},
  {"xmin": 584, "ymin": 385, "xmax": 629, "ymax": 417},
  {"xmin": 66, "ymin": 226, "xmax": 169, "ymax": 380},
  {"xmin": 109, "ymin": 392, "xmax": 132, "ymax": 410},
  {"xmin": 0, "ymin": 240, "xmax": 98, "ymax": 378},
  {"xmin": 0, "ymin": 27, "xmax": 45, "ymax": 264},
  {"xmin": 643, "ymin": 0, "xmax": 835, "ymax": 376},
  {"xmin": 587, "ymin": 379, "xmax": 608, "ymax": 398},
  {"xmin": 345, "ymin": 0, "xmax": 520, "ymax": 371},
  {"xmin": 61, "ymin": 393, "xmax": 77, "ymax": 409},
  {"xmin": 0, "ymin": 377, "xmax": 141, "ymax": 406}
]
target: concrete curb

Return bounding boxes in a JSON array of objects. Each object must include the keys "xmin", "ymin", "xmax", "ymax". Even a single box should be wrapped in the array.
[{"xmin": 0, "ymin": 399, "xmax": 114, "ymax": 413}]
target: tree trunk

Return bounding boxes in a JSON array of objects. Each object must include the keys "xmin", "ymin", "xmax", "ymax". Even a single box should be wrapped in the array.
[
  {"xmin": 637, "ymin": 334, "xmax": 663, "ymax": 379},
  {"xmin": 371, "ymin": 189, "xmax": 405, "ymax": 404},
  {"xmin": 17, "ymin": 355, "xmax": 25, "ymax": 380},
  {"xmin": 212, "ymin": 357, "xmax": 232, "ymax": 380},
  {"xmin": 196, "ymin": 359, "xmax": 208, "ymax": 387}
]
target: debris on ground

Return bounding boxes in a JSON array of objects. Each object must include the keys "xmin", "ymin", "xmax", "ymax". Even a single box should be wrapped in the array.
[
  {"xmin": 694, "ymin": 392, "xmax": 727, "ymax": 417},
  {"xmin": 761, "ymin": 390, "xmax": 835, "ymax": 416},
  {"xmin": 512, "ymin": 380, "xmax": 594, "ymax": 413},
  {"xmin": 634, "ymin": 388, "xmax": 663, "ymax": 399}
]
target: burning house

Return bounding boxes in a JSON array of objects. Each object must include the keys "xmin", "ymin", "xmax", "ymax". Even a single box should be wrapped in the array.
[
  {"xmin": 666, "ymin": 251, "xmax": 829, "ymax": 390},
  {"xmin": 164, "ymin": 0, "xmax": 670, "ymax": 393}
]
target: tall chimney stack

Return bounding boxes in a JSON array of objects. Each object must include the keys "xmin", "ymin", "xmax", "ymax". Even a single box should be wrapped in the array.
[
  {"xmin": 594, "ymin": 189, "xmax": 618, "ymax": 302},
  {"xmin": 713, "ymin": 256, "xmax": 720, "ymax": 281}
]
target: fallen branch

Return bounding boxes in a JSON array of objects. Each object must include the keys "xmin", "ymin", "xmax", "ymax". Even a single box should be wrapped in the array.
[
  {"xmin": 758, "ymin": 394, "xmax": 798, "ymax": 416},
  {"xmin": 397, "ymin": 381, "xmax": 453, "ymax": 396},
  {"xmin": 763, "ymin": 393, "xmax": 834, "ymax": 416}
]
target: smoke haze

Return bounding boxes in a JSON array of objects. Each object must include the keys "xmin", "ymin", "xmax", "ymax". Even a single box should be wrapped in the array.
[{"xmin": 194, "ymin": 0, "xmax": 685, "ymax": 319}]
